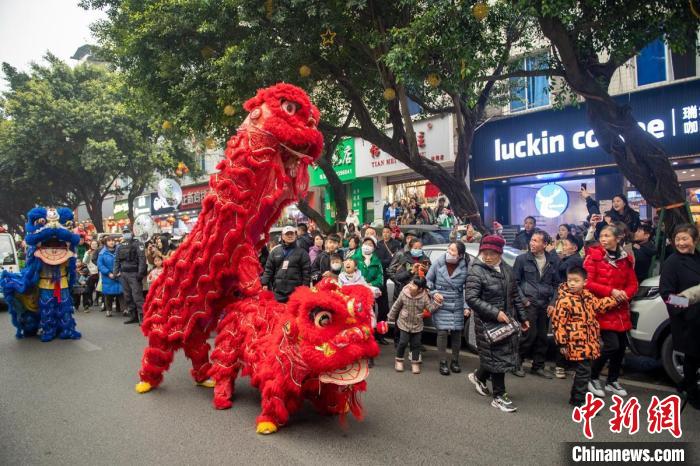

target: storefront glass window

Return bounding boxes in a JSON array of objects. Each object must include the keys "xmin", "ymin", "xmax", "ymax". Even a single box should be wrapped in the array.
[
  {"xmin": 637, "ymin": 38, "xmax": 667, "ymax": 86},
  {"xmin": 509, "ymin": 179, "xmax": 594, "ymax": 235}
]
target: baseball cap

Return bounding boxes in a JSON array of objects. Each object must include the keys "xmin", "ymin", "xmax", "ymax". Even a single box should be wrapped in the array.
[{"xmin": 282, "ymin": 225, "xmax": 296, "ymax": 235}]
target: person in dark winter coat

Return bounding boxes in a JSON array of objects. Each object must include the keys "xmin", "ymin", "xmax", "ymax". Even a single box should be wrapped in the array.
[
  {"xmin": 388, "ymin": 238, "xmax": 431, "ymax": 300},
  {"xmin": 296, "ymin": 223, "xmax": 314, "ymax": 252},
  {"xmin": 512, "ymin": 216, "xmax": 536, "ymax": 251},
  {"xmin": 261, "ymin": 226, "xmax": 311, "ymax": 303},
  {"xmin": 426, "ymin": 242, "xmax": 471, "ymax": 375},
  {"xmin": 465, "ymin": 235, "xmax": 528, "ymax": 413},
  {"xmin": 114, "ymin": 227, "xmax": 147, "ymax": 324},
  {"xmin": 659, "ymin": 224, "xmax": 700, "ymax": 410},
  {"xmin": 607, "ymin": 194, "xmax": 640, "ymax": 234},
  {"xmin": 633, "ymin": 224, "xmax": 655, "ymax": 283},
  {"xmin": 558, "ymin": 234, "xmax": 584, "ymax": 282},
  {"xmin": 376, "ymin": 227, "xmax": 402, "ymax": 332},
  {"xmin": 310, "ymin": 234, "xmax": 343, "ymax": 283},
  {"xmin": 583, "ymin": 224, "xmax": 638, "ymax": 398},
  {"xmin": 512, "ymin": 230, "xmax": 561, "ymax": 378}
]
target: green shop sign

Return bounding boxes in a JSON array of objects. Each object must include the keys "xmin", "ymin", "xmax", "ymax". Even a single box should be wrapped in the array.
[{"xmin": 309, "ymin": 138, "xmax": 355, "ymax": 187}]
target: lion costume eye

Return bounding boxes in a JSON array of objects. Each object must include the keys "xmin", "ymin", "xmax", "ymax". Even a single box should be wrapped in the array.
[
  {"xmin": 309, "ymin": 307, "xmax": 333, "ymax": 328},
  {"xmin": 281, "ymin": 99, "xmax": 300, "ymax": 116}
]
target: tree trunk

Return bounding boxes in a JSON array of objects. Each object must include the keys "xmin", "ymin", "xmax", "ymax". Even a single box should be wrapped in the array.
[
  {"xmin": 585, "ymin": 99, "xmax": 690, "ymax": 233},
  {"xmin": 315, "ymin": 148, "xmax": 349, "ymax": 229},
  {"xmin": 85, "ymin": 196, "xmax": 104, "ymax": 232},
  {"xmin": 297, "ymin": 194, "xmax": 332, "ymax": 233}
]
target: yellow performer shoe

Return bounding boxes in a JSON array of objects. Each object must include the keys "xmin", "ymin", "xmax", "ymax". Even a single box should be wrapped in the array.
[
  {"xmin": 256, "ymin": 421, "xmax": 278, "ymax": 435},
  {"xmin": 135, "ymin": 381, "xmax": 153, "ymax": 393},
  {"xmin": 196, "ymin": 379, "xmax": 215, "ymax": 388}
]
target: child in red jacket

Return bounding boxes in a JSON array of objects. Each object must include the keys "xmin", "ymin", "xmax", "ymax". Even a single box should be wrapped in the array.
[{"xmin": 583, "ymin": 224, "xmax": 638, "ymax": 398}]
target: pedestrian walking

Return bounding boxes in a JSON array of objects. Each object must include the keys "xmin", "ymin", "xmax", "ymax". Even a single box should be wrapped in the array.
[
  {"xmin": 114, "ymin": 227, "xmax": 147, "ymax": 324},
  {"xmin": 388, "ymin": 276, "xmax": 442, "ymax": 375},
  {"xmin": 466, "ymin": 235, "xmax": 528, "ymax": 413},
  {"xmin": 426, "ymin": 242, "xmax": 471, "ymax": 375},
  {"xmin": 659, "ymin": 224, "xmax": 700, "ymax": 410},
  {"xmin": 550, "ymin": 266, "xmax": 618, "ymax": 407},
  {"xmin": 584, "ymin": 223, "xmax": 638, "ymax": 398},
  {"xmin": 512, "ymin": 230, "xmax": 561, "ymax": 379},
  {"xmin": 261, "ymin": 225, "xmax": 311, "ymax": 303},
  {"xmin": 97, "ymin": 236, "xmax": 123, "ymax": 317}
]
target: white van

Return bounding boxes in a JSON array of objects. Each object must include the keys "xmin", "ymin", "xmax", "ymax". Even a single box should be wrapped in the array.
[{"xmin": 0, "ymin": 233, "xmax": 20, "ymax": 303}]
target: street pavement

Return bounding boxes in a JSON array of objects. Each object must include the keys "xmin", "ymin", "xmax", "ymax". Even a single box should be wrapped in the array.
[{"xmin": 1, "ymin": 309, "xmax": 698, "ymax": 466}]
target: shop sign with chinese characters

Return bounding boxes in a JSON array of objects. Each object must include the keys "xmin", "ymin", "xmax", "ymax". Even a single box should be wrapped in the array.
[
  {"xmin": 309, "ymin": 138, "xmax": 356, "ymax": 187},
  {"xmin": 355, "ymin": 114, "xmax": 455, "ymax": 177},
  {"xmin": 472, "ymin": 79, "xmax": 700, "ymax": 180},
  {"xmin": 180, "ymin": 184, "xmax": 211, "ymax": 210}
]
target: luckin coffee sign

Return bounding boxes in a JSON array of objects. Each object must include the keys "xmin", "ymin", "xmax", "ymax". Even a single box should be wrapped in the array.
[{"xmin": 472, "ymin": 79, "xmax": 700, "ymax": 181}]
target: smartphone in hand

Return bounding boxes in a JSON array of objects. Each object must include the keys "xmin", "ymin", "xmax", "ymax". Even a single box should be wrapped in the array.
[{"xmin": 667, "ymin": 294, "xmax": 689, "ymax": 308}]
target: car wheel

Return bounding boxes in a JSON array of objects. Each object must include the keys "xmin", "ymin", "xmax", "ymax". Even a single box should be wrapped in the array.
[{"xmin": 661, "ymin": 333, "xmax": 683, "ymax": 384}]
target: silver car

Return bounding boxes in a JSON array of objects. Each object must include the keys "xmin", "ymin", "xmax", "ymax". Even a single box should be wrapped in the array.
[{"xmin": 386, "ymin": 243, "xmax": 521, "ymax": 351}]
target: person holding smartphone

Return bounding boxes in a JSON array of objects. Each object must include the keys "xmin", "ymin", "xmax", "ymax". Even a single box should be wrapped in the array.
[{"xmin": 659, "ymin": 224, "xmax": 700, "ymax": 410}]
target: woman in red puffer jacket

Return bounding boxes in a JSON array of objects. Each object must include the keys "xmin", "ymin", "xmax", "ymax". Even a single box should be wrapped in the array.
[{"xmin": 583, "ymin": 223, "xmax": 638, "ymax": 398}]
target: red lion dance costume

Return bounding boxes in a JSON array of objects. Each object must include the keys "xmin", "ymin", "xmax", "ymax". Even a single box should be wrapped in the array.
[{"xmin": 135, "ymin": 83, "xmax": 379, "ymax": 434}]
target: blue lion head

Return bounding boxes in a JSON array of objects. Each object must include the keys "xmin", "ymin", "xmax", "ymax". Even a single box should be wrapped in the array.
[{"xmin": 24, "ymin": 207, "xmax": 80, "ymax": 260}]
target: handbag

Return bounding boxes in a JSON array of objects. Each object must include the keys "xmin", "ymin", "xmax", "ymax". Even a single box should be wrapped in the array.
[
  {"xmin": 483, "ymin": 316, "xmax": 521, "ymax": 344},
  {"xmin": 87, "ymin": 262, "xmax": 98, "ymax": 275}
]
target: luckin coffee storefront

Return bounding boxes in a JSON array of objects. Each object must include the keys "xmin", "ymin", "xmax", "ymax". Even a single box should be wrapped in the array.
[{"xmin": 471, "ymin": 79, "xmax": 700, "ymax": 234}]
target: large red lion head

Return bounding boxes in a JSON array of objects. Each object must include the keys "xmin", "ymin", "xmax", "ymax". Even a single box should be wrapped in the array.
[
  {"xmin": 241, "ymin": 83, "xmax": 323, "ymax": 197},
  {"xmin": 282, "ymin": 279, "xmax": 379, "ymax": 419}
]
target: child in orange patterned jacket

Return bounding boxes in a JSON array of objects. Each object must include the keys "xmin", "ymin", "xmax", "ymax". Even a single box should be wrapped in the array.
[{"xmin": 551, "ymin": 266, "xmax": 618, "ymax": 407}]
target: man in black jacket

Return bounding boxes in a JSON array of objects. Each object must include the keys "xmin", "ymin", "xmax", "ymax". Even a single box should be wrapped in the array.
[
  {"xmin": 310, "ymin": 233, "xmax": 343, "ymax": 283},
  {"xmin": 262, "ymin": 226, "xmax": 311, "ymax": 303},
  {"xmin": 376, "ymin": 227, "xmax": 401, "ymax": 342},
  {"xmin": 512, "ymin": 230, "xmax": 560, "ymax": 378},
  {"xmin": 512, "ymin": 216, "xmax": 536, "ymax": 251},
  {"xmin": 633, "ymin": 224, "xmax": 655, "ymax": 283},
  {"xmin": 296, "ymin": 223, "xmax": 314, "ymax": 252},
  {"xmin": 114, "ymin": 227, "xmax": 147, "ymax": 324}
]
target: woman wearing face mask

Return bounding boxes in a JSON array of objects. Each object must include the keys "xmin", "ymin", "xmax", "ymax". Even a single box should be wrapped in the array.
[
  {"xmin": 659, "ymin": 224, "xmax": 700, "ymax": 410},
  {"xmin": 351, "ymin": 236, "xmax": 384, "ymax": 289},
  {"xmin": 426, "ymin": 242, "xmax": 471, "ymax": 375},
  {"xmin": 465, "ymin": 235, "xmax": 528, "ymax": 413},
  {"xmin": 388, "ymin": 238, "xmax": 432, "ymax": 301},
  {"xmin": 583, "ymin": 224, "xmax": 638, "ymax": 398}
]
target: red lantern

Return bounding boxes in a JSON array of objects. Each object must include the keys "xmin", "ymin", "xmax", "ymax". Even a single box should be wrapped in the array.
[
  {"xmin": 181, "ymin": 214, "xmax": 191, "ymax": 222},
  {"xmin": 167, "ymin": 216, "xmax": 176, "ymax": 225}
]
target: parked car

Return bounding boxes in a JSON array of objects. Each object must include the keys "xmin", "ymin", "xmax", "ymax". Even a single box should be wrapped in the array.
[
  {"xmin": 0, "ymin": 232, "xmax": 20, "ymax": 304},
  {"xmin": 629, "ymin": 276, "xmax": 689, "ymax": 383},
  {"xmin": 386, "ymin": 242, "xmax": 521, "ymax": 352}
]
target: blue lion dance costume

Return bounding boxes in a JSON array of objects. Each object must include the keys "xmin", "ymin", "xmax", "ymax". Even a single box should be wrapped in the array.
[{"xmin": 1, "ymin": 207, "xmax": 82, "ymax": 341}]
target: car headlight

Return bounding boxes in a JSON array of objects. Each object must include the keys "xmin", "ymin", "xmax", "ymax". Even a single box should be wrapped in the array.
[{"xmin": 635, "ymin": 286, "xmax": 659, "ymax": 300}]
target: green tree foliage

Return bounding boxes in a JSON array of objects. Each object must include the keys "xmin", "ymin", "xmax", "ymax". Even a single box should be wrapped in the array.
[
  {"xmin": 0, "ymin": 55, "xmax": 195, "ymax": 231},
  {"xmin": 84, "ymin": 0, "xmax": 542, "ymax": 229}
]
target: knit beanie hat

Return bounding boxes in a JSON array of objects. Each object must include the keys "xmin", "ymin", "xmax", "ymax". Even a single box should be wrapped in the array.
[{"xmin": 479, "ymin": 235, "xmax": 505, "ymax": 255}]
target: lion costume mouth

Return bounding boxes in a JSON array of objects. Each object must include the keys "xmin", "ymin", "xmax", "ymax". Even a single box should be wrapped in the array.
[
  {"xmin": 34, "ymin": 239, "xmax": 72, "ymax": 265},
  {"xmin": 318, "ymin": 358, "xmax": 370, "ymax": 386}
]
